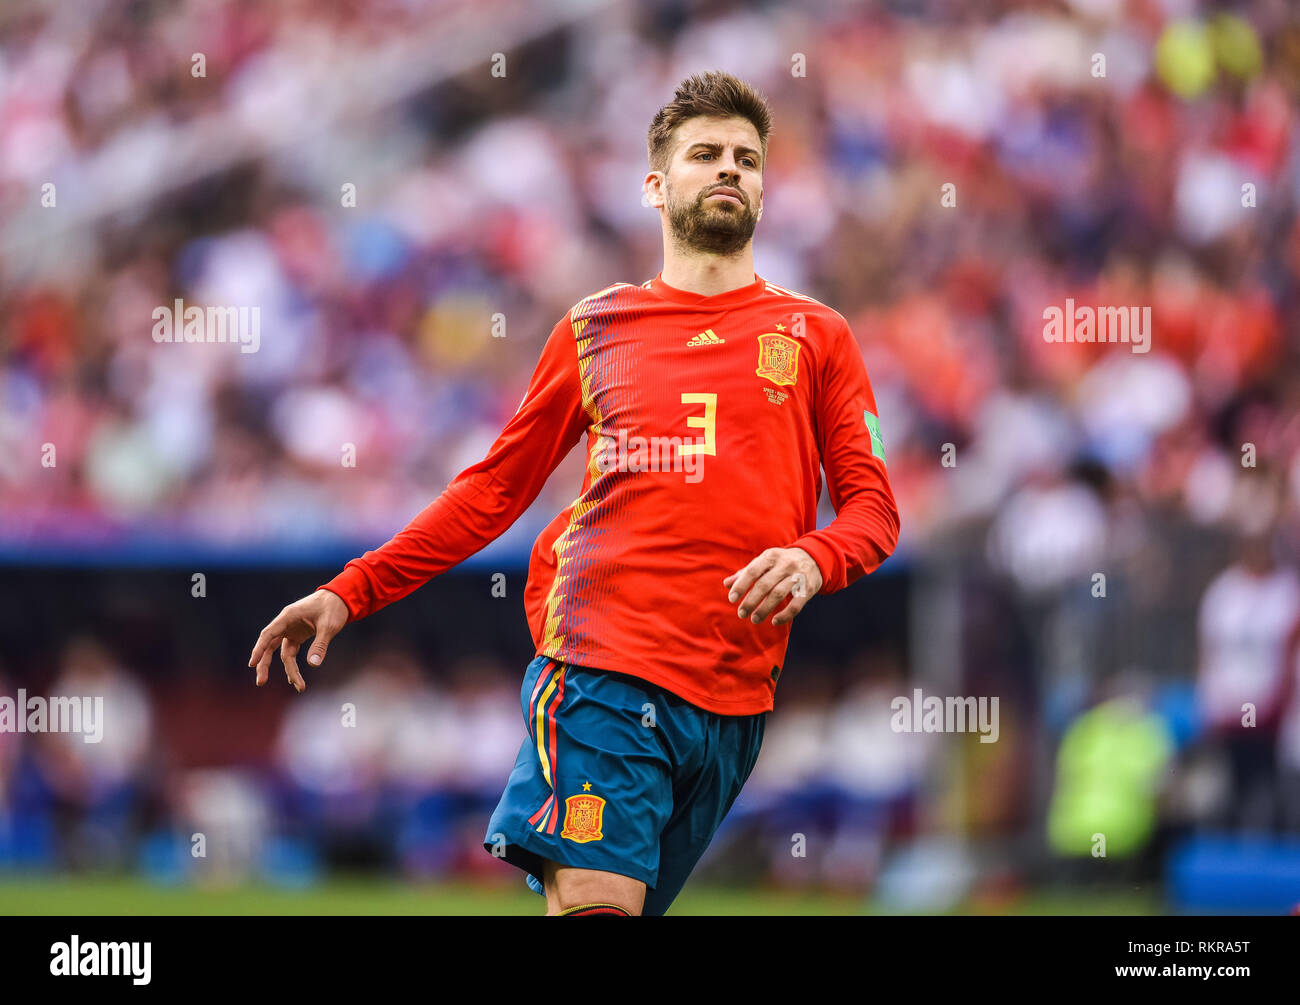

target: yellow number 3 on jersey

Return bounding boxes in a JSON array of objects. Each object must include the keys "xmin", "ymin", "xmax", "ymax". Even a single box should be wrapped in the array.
[{"xmin": 679, "ymin": 393, "xmax": 717, "ymax": 457}]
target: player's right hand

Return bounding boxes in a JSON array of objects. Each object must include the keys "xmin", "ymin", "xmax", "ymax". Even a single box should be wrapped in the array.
[{"xmin": 248, "ymin": 589, "xmax": 350, "ymax": 692}]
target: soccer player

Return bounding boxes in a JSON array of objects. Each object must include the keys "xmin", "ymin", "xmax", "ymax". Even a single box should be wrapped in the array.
[{"xmin": 248, "ymin": 70, "xmax": 900, "ymax": 916}]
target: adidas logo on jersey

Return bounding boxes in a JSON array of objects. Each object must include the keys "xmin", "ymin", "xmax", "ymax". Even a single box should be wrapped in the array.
[{"xmin": 687, "ymin": 329, "xmax": 726, "ymax": 346}]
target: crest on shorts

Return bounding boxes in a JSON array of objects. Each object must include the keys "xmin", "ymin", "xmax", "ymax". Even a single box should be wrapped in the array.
[
  {"xmin": 755, "ymin": 333, "xmax": 800, "ymax": 387},
  {"xmin": 560, "ymin": 793, "xmax": 606, "ymax": 843}
]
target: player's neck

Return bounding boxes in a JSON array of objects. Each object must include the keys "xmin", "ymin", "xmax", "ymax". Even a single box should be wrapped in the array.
[{"xmin": 659, "ymin": 250, "xmax": 757, "ymax": 298}]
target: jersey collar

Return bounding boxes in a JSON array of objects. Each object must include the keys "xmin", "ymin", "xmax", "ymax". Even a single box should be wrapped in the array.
[{"xmin": 648, "ymin": 271, "xmax": 767, "ymax": 307}]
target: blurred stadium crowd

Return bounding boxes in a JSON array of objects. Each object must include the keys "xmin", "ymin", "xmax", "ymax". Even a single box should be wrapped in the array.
[
  {"xmin": 4, "ymin": 0, "xmax": 1300, "ymax": 909},
  {"xmin": 0, "ymin": 637, "xmax": 933, "ymax": 895}
]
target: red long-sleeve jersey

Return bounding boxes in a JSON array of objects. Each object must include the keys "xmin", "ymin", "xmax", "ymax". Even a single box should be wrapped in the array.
[{"xmin": 319, "ymin": 272, "xmax": 899, "ymax": 714}]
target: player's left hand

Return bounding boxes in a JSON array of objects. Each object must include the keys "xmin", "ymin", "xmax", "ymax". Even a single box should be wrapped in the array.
[{"xmin": 724, "ymin": 547, "xmax": 823, "ymax": 627}]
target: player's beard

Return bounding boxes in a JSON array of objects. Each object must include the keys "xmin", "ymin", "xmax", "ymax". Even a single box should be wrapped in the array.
[{"xmin": 666, "ymin": 179, "xmax": 759, "ymax": 256}]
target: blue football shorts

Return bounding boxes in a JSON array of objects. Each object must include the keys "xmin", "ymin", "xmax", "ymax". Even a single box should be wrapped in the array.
[{"xmin": 482, "ymin": 654, "xmax": 767, "ymax": 916}]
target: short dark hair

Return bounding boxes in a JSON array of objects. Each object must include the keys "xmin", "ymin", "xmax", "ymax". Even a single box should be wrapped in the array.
[{"xmin": 647, "ymin": 71, "xmax": 773, "ymax": 175}]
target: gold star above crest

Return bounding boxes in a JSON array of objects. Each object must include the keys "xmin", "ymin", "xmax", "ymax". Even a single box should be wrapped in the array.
[
  {"xmin": 582, "ymin": 781, "xmax": 592, "ymax": 791},
  {"xmin": 774, "ymin": 322, "xmax": 786, "ymax": 331}
]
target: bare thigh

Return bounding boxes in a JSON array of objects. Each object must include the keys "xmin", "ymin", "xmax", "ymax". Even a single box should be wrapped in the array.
[{"xmin": 543, "ymin": 860, "xmax": 646, "ymax": 916}]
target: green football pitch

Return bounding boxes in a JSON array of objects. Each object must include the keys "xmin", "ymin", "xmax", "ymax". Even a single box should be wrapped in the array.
[{"xmin": 0, "ymin": 876, "xmax": 1162, "ymax": 915}]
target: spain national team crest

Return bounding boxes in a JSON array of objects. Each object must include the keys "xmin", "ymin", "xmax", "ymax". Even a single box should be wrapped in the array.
[
  {"xmin": 755, "ymin": 333, "xmax": 800, "ymax": 387},
  {"xmin": 560, "ymin": 793, "xmax": 606, "ymax": 843}
]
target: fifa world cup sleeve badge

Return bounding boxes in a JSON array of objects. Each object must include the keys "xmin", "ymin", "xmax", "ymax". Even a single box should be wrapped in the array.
[
  {"xmin": 864, "ymin": 409, "xmax": 887, "ymax": 465},
  {"xmin": 560, "ymin": 793, "xmax": 606, "ymax": 843},
  {"xmin": 755, "ymin": 333, "xmax": 800, "ymax": 387}
]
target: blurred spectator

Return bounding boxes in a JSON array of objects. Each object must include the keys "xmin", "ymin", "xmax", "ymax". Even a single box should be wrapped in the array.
[
  {"xmin": 23, "ymin": 637, "xmax": 154, "ymax": 869},
  {"xmin": 1047, "ymin": 676, "xmax": 1174, "ymax": 869},
  {"xmin": 1195, "ymin": 512, "xmax": 1300, "ymax": 832},
  {"xmin": 1276, "ymin": 641, "xmax": 1300, "ymax": 834}
]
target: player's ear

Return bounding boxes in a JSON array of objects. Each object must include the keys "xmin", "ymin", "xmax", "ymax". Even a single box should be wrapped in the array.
[{"xmin": 642, "ymin": 172, "xmax": 665, "ymax": 209}]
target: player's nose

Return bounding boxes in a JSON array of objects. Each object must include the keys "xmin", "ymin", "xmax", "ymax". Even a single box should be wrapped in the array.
[{"xmin": 712, "ymin": 167, "xmax": 743, "ymax": 194}]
